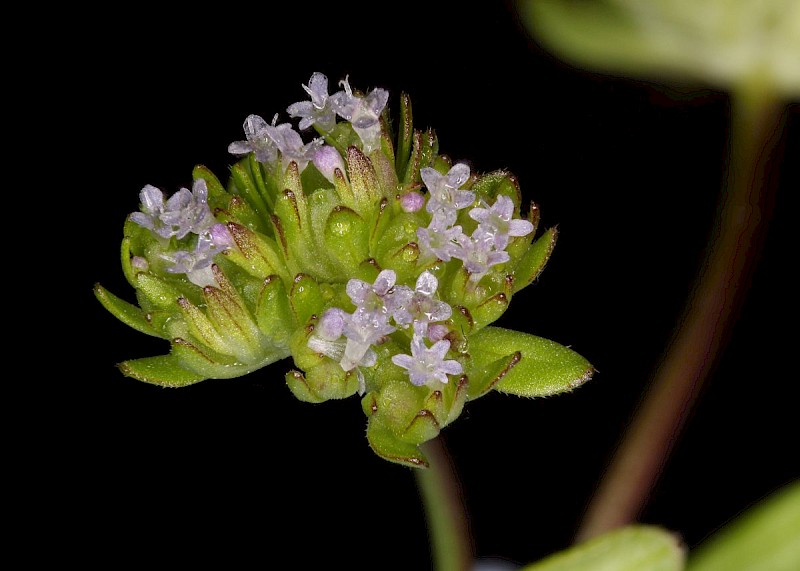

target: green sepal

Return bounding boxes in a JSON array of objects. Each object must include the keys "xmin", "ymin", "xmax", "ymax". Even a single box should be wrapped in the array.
[
  {"xmin": 419, "ymin": 129, "xmax": 439, "ymax": 172},
  {"xmin": 465, "ymin": 351, "xmax": 521, "ymax": 401},
  {"xmin": 324, "ymin": 205, "xmax": 370, "ymax": 274},
  {"xmin": 401, "ymin": 409, "xmax": 441, "ymax": 444},
  {"xmin": 248, "ymin": 153, "xmax": 275, "ymax": 212},
  {"xmin": 470, "ymin": 291, "xmax": 510, "ymax": 331},
  {"xmin": 135, "ymin": 272, "xmax": 183, "ymax": 311},
  {"xmin": 421, "ymin": 375, "xmax": 469, "ymax": 427},
  {"xmin": 384, "ymin": 242, "xmax": 423, "ymax": 285},
  {"xmin": 374, "ymin": 211, "xmax": 424, "ymax": 266},
  {"xmin": 170, "ymin": 337, "xmax": 285, "ymax": 379},
  {"xmin": 347, "ymin": 146, "xmax": 382, "ymax": 216},
  {"xmin": 468, "ymin": 326, "xmax": 593, "ymax": 398},
  {"xmin": 230, "ymin": 159, "xmax": 271, "ymax": 224},
  {"xmin": 285, "ymin": 369, "xmax": 326, "ymax": 404},
  {"xmin": 369, "ymin": 141, "xmax": 400, "ymax": 200},
  {"xmin": 214, "ymin": 195, "xmax": 264, "ymax": 235},
  {"xmin": 288, "ymin": 322, "xmax": 326, "ymax": 371},
  {"xmin": 224, "ymin": 222, "xmax": 289, "ymax": 282},
  {"xmin": 255, "ymin": 275, "xmax": 295, "ymax": 347},
  {"xmin": 118, "ymin": 355, "xmax": 207, "ymax": 387},
  {"xmin": 202, "ymin": 272, "xmax": 263, "ymax": 363},
  {"xmin": 402, "ymin": 130, "xmax": 424, "ymax": 186},
  {"xmin": 120, "ymin": 235, "xmax": 139, "ymax": 288},
  {"xmin": 513, "ymin": 227, "xmax": 558, "ymax": 294},
  {"xmin": 94, "ymin": 283, "xmax": 161, "ymax": 338},
  {"xmin": 192, "ymin": 164, "xmax": 230, "ymax": 212},
  {"xmin": 300, "ymin": 161, "xmax": 333, "ymax": 196},
  {"xmin": 289, "ymin": 273, "xmax": 325, "ymax": 326},
  {"xmin": 395, "ymin": 92, "xmax": 414, "ymax": 180},
  {"xmin": 687, "ymin": 480, "xmax": 800, "ymax": 571},
  {"xmin": 305, "ymin": 359, "xmax": 359, "ymax": 401},
  {"xmin": 366, "ymin": 415, "xmax": 429, "ymax": 469},
  {"xmin": 177, "ymin": 295, "xmax": 237, "ymax": 355},
  {"xmin": 471, "ymin": 169, "xmax": 522, "ymax": 208},
  {"xmin": 521, "ymin": 525, "xmax": 685, "ymax": 571}
]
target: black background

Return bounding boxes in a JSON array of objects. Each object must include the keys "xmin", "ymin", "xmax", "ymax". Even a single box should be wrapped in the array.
[{"xmin": 51, "ymin": 1, "xmax": 798, "ymax": 568}]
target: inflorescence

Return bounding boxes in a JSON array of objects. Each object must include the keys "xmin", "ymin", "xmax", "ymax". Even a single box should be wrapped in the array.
[{"xmin": 95, "ymin": 72, "xmax": 592, "ymax": 467}]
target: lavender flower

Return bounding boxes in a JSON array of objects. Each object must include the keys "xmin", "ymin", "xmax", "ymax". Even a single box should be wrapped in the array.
[
  {"xmin": 130, "ymin": 179, "xmax": 215, "ymax": 240},
  {"xmin": 391, "ymin": 335, "xmax": 463, "ymax": 387},
  {"xmin": 286, "ymin": 72, "xmax": 337, "ymax": 133},
  {"xmin": 469, "ymin": 195, "xmax": 534, "ymax": 250},
  {"xmin": 264, "ymin": 121, "xmax": 324, "ymax": 172},
  {"xmin": 392, "ymin": 271, "xmax": 453, "ymax": 337},
  {"xmin": 227, "ymin": 114, "xmax": 279, "ymax": 164},
  {"xmin": 422, "ymin": 163, "xmax": 475, "ymax": 215},
  {"xmin": 453, "ymin": 226, "xmax": 511, "ymax": 281},
  {"xmin": 330, "ymin": 76, "xmax": 389, "ymax": 153},
  {"xmin": 417, "ymin": 210, "xmax": 464, "ymax": 262},
  {"xmin": 160, "ymin": 223, "xmax": 234, "ymax": 287}
]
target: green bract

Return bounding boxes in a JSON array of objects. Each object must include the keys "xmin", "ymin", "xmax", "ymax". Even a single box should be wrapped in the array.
[{"xmin": 95, "ymin": 76, "xmax": 594, "ymax": 468}]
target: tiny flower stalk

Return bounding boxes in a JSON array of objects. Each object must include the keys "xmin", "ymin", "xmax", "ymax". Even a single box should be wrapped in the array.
[{"xmin": 94, "ymin": 73, "xmax": 594, "ymax": 468}]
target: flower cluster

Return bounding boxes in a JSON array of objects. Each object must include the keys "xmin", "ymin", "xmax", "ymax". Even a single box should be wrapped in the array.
[{"xmin": 95, "ymin": 72, "xmax": 593, "ymax": 467}]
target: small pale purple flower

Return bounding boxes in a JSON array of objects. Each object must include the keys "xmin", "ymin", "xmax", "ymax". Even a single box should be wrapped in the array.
[
  {"xmin": 160, "ymin": 222, "xmax": 234, "ymax": 287},
  {"xmin": 422, "ymin": 163, "xmax": 475, "ymax": 215},
  {"xmin": 330, "ymin": 76, "xmax": 389, "ymax": 153},
  {"xmin": 307, "ymin": 307, "xmax": 381, "ymax": 395},
  {"xmin": 313, "ymin": 145, "xmax": 347, "ymax": 184},
  {"xmin": 346, "ymin": 269, "xmax": 398, "ymax": 314},
  {"xmin": 392, "ymin": 335, "xmax": 463, "ymax": 387},
  {"xmin": 469, "ymin": 195, "xmax": 534, "ymax": 250},
  {"xmin": 453, "ymin": 226, "xmax": 511, "ymax": 281},
  {"xmin": 130, "ymin": 179, "xmax": 215, "ymax": 240},
  {"xmin": 264, "ymin": 121, "xmax": 324, "ymax": 172},
  {"xmin": 228, "ymin": 114, "xmax": 279, "ymax": 164},
  {"xmin": 417, "ymin": 211, "xmax": 464, "ymax": 262},
  {"xmin": 307, "ymin": 307, "xmax": 348, "ymax": 364},
  {"xmin": 400, "ymin": 191, "xmax": 425, "ymax": 213},
  {"xmin": 393, "ymin": 271, "xmax": 452, "ymax": 337},
  {"xmin": 286, "ymin": 72, "xmax": 337, "ymax": 132}
]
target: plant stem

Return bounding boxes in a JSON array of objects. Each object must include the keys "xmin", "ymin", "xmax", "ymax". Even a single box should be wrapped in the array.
[
  {"xmin": 416, "ymin": 436, "xmax": 474, "ymax": 571},
  {"xmin": 575, "ymin": 84, "xmax": 788, "ymax": 542}
]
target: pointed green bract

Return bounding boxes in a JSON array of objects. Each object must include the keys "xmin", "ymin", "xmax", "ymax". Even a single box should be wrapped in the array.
[
  {"xmin": 118, "ymin": 355, "xmax": 206, "ymax": 387},
  {"xmin": 94, "ymin": 283, "xmax": 159, "ymax": 338},
  {"xmin": 469, "ymin": 326, "xmax": 594, "ymax": 398}
]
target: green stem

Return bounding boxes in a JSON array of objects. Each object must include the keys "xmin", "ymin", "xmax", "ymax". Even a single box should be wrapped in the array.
[
  {"xmin": 575, "ymin": 83, "xmax": 788, "ymax": 542},
  {"xmin": 416, "ymin": 436, "xmax": 474, "ymax": 571}
]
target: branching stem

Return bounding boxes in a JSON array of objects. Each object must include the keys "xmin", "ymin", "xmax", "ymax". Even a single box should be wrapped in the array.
[{"xmin": 575, "ymin": 84, "xmax": 788, "ymax": 542}]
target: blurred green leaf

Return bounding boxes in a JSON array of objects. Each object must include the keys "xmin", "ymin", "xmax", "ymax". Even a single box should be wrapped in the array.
[
  {"xmin": 687, "ymin": 480, "xmax": 800, "ymax": 571},
  {"xmin": 522, "ymin": 525, "xmax": 686, "ymax": 570},
  {"xmin": 516, "ymin": 0, "xmax": 800, "ymax": 96}
]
